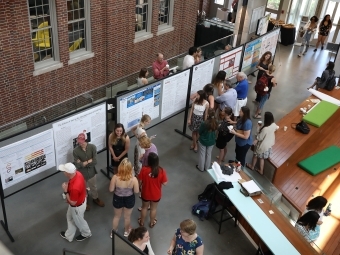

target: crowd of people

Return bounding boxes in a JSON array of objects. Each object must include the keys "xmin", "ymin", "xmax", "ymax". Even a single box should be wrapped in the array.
[{"xmin": 56, "ymin": 14, "xmax": 338, "ymax": 253}]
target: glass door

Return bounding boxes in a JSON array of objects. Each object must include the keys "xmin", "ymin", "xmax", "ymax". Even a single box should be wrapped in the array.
[{"xmin": 320, "ymin": 0, "xmax": 340, "ymax": 43}]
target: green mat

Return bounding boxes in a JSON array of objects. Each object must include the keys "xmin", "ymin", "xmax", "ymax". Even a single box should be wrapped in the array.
[
  {"xmin": 298, "ymin": 146, "xmax": 340, "ymax": 176},
  {"xmin": 302, "ymin": 101, "xmax": 338, "ymax": 128}
]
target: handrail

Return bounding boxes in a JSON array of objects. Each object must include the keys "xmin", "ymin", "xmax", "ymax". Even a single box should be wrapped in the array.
[{"xmin": 112, "ymin": 230, "xmax": 146, "ymax": 255}]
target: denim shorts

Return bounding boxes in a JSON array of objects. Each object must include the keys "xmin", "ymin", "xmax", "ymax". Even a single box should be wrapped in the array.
[{"xmin": 112, "ymin": 194, "xmax": 135, "ymax": 209}]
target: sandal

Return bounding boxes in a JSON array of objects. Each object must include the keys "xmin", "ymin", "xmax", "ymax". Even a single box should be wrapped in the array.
[
  {"xmin": 253, "ymin": 115, "xmax": 262, "ymax": 119},
  {"xmin": 138, "ymin": 206, "xmax": 150, "ymax": 211},
  {"xmin": 246, "ymin": 163, "xmax": 254, "ymax": 171},
  {"xmin": 138, "ymin": 218, "xmax": 144, "ymax": 227},
  {"xmin": 255, "ymin": 168, "xmax": 264, "ymax": 175},
  {"xmin": 149, "ymin": 219, "xmax": 157, "ymax": 228},
  {"xmin": 216, "ymin": 156, "xmax": 225, "ymax": 162}
]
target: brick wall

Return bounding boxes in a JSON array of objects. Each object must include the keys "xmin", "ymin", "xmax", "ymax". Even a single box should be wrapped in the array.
[{"xmin": 0, "ymin": 0, "xmax": 199, "ymax": 127}]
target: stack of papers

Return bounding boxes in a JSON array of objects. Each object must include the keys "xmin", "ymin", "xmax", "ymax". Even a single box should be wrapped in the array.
[
  {"xmin": 212, "ymin": 162, "xmax": 241, "ymax": 182},
  {"xmin": 242, "ymin": 180, "xmax": 261, "ymax": 194}
]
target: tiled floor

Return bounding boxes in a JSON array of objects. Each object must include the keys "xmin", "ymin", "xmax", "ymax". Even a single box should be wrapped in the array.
[{"xmin": 0, "ymin": 43, "xmax": 337, "ymax": 255}]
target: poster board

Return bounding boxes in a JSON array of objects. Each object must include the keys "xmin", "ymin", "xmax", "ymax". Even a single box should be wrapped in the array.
[
  {"xmin": 191, "ymin": 59, "xmax": 215, "ymax": 94},
  {"xmin": 0, "ymin": 130, "xmax": 56, "ymax": 190},
  {"xmin": 241, "ymin": 29, "xmax": 280, "ymax": 75},
  {"xmin": 218, "ymin": 45, "xmax": 243, "ymax": 79},
  {"xmin": 52, "ymin": 103, "xmax": 106, "ymax": 167},
  {"xmin": 161, "ymin": 70, "xmax": 190, "ymax": 119},
  {"xmin": 117, "ymin": 82, "xmax": 161, "ymax": 132},
  {"xmin": 249, "ymin": 6, "xmax": 266, "ymax": 34},
  {"xmin": 256, "ymin": 14, "xmax": 270, "ymax": 36}
]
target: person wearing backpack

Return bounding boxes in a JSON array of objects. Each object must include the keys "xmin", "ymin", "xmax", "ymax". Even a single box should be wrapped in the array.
[
  {"xmin": 254, "ymin": 64, "xmax": 277, "ymax": 119},
  {"xmin": 308, "ymin": 61, "xmax": 336, "ymax": 90}
]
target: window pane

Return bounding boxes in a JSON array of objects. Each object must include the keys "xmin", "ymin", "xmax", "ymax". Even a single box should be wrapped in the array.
[
  {"xmin": 136, "ymin": 0, "xmax": 148, "ymax": 32},
  {"xmin": 267, "ymin": 0, "xmax": 280, "ymax": 11},
  {"xmin": 28, "ymin": 0, "xmax": 54, "ymax": 63},
  {"xmin": 68, "ymin": 1, "xmax": 86, "ymax": 52},
  {"xmin": 159, "ymin": 0, "xmax": 169, "ymax": 25},
  {"xmin": 214, "ymin": 0, "xmax": 224, "ymax": 5}
]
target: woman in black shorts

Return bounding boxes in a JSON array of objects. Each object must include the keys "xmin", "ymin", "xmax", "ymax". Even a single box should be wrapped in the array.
[
  {"xmin": 216, "ymin": 107, "xmax": 235, "ymax": 164},
  {"xmin": 109, "ymin": 159, "xmax": 139, "ymax": 238},
  {"xmin": 314, "ymin": 14, "xmax": 332, "ymax": 52}
]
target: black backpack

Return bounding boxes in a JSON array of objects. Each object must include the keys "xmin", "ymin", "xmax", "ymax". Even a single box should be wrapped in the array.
[
  {"xmin": 198, "ymin": 183, "xmax": 215, "ymax": 201},
  {"xmin": 325, "ymin": 70, "xmax": 336, "ymax": 91}
]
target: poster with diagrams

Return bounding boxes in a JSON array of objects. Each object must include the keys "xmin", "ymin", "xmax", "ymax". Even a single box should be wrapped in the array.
[
  {"xmin": 52, "ymin": 103, "xmax": 106, "ymax": 167},
  {"xmin": 191, "ymin": 58, "xmax": 215, "ymax": 94},
  {"xmin": 219, "ymin": 46, "xmax": 243, "ymax": 79},
  {"xmin": 118, "ymin": 83, "xmax": 161, "ymax": 132},
  {"xmin": 0, "ymin": 129, "xmax": 56, "ymax": 189},
  {"xmin": 161, "ymin": 70, "xmax": 190, "ymax": 119}
]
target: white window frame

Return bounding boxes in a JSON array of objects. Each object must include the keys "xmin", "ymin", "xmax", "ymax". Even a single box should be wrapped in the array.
[
  {"xmin": 28, "ymin": 0, "xmax": 63, "ymax": 75},
  {"xmin": 67, "ymin": 0, "xmax": 94, "ymax": 65},
  {"xmin": 157, "ymin": 0, "xmax": 174, "ymax": 36},
  {"xmin": 134, "ymin": 0, "xmax": 153, "ymax": 43}
]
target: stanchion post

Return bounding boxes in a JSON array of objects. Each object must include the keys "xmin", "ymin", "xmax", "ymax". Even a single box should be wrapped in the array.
[
  {"xmin": 0, "ymin": 178, "xmax": 14, "ymax": 242},
  {"xmin": 175, "ymin": 67, "xmax": 194, "ymax": 140}
]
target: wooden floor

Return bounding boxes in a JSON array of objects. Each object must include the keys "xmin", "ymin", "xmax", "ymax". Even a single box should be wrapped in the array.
[{"xmin": 272, "ymin": 91, "xmax": 340, "ymax": 255}]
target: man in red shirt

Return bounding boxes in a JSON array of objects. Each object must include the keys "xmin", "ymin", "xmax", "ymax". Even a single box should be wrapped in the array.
[
  {"xmin": 152, "ymin": 53, "xmax": 170, "ymax": 79},
  {"xmin": 59, "ymin": 163, "xmax": 92, "ymax": 242}
]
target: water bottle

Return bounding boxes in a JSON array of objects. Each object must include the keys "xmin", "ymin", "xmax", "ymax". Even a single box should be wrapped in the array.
[{"xmin": 324, "ymin": 203, "xmax": 332, "ymax": 216}]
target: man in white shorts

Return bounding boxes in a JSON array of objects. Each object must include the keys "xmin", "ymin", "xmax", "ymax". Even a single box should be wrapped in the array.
[{"xmin": 233, "ymin": 72, "xmax": 249, "ymax": 120}]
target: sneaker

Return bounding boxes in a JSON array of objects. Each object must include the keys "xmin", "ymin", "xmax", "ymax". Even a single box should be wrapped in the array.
[
  {"xmin": 76, "ymin": 234, "xmax": 92, "ymax": 241},
  {"xmin": 298, "ymin": 54, "xmax": 302, "ymax": 57},
  {"xmin": 313, "ymin": 49, "xmax": 317, "ymax": 52},
  {"xmin": 93, "ymin": 198, "xmax": 105, "ymax": 207},
  {"xmin": 302, "ymin": 51, "xmax": 307, "ymax": 55},
  {"xmin": 60, "ymin": 231, "xmax": 71, "ymax": 242}
]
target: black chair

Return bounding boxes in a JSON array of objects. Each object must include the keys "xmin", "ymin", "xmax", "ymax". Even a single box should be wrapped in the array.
[
  {"xmin": 255, "ymin": 243, "xmax": 273, "ymax": 255},
  {"xmin": 211, "ymin": 184, "xmax": 237, "ymax": 234}
]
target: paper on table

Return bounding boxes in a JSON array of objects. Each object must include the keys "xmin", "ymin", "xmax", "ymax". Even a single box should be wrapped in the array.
[
  {"xmin": 212, "ymin": 162, "xmax": 242, "ymax": 182},
  {"xmin": 308, "ymin": 89, "xmax": 340, "ymax": 106},
  {"xmin": 242, "ymin": 180, "xmax": 261, "ymax": 194}
]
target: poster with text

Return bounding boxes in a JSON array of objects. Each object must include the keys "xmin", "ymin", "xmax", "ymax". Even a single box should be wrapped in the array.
[
  {"xmin": 191, "ymin": 58, "xmax": 215, "ymax": 94},
  {"xmin": 118, "ymin": 83, "xmax": 161, "ymax": 132},
  {"xmin": 0, "ymin": 129, "xmax": 56, "ymax": 189},
  {"xmin": 219, "ymin": 46, "xmax": 243, "ymax": 79},
  {"xmin": 260, "ymin": 29, "xmax": 280, "ymax": 57},
  {"xmin": 161, "ymin": 70, "xmax": 190, "ymax": 119},
  {"xmin": 53, "ymin": 103, "xmax": 106, "ymax": 167},
  {"xmin": 241, "ymin": 38, "xmax": 262, "ymax": 74}
]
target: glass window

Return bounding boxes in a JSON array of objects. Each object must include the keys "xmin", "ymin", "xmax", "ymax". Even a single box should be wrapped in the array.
[
  {"xmin": 266, "ymin": 0, "xmax": 280, "ymax": 11},
  {"xmin": 28, "ymin": 0, "xmax": 55, "ymax": 63},
  {"xmin": 136, "ymin": 0, "xmax": 149, "ymax": 33},
  {"xmin": 159, "ymin": 0, "xmax": 170, "ymax": 26},
  {"xmin": 67, "ymin": 0, "xmax": 87, "ymax": 53},
  {"xmin": 214, "ymin": 0, "xmax": 224, "ymax": 5}
]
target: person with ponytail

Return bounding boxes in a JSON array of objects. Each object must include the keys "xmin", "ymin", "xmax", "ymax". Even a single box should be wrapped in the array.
[
  {"xmin": 196, "ymin": 109, "xmax": 218, "ymax": 171},
  {"xmin": 128, "ymin": 226, "xmax": 155, "ymax": 255},
  {"xmin": 138, "ymin": 153, "xmax": 167, "ymax": 228}
]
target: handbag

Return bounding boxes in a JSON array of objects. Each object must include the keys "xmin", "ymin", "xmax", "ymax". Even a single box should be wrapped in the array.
[{"xmin": 291, "ymin": 121, "xmax": 310, "ymax": 134}]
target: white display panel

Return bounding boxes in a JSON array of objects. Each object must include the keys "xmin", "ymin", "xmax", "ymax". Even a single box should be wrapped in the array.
[
  {"xmin": 219, "ymin": 46, "xmax": 243, "ymax": 79},
  {"xmin": 249, "ymin": 6, "xmax": 265, "ymax": 34},
  {"xmin": 0, "ymin": 129, "xmax": 56, "ymax": 190},
  {"xmin": 118, "ymin": 83, "xmax": 161, "ymax": 132},
  {"xmin": 256, "ymin": 14, "xmax": 270, "ymax": 36},
  {"xmin": 241, "ymin": 29, "xmax": 280, "ymax": 75},
  {"xmin": 53, "ymin": 103, "xmax": 106, "ymax": 167},
  {"xmin": 191, "ymin": 58, "xmax": 215, "ymax": 94},
  {"xmin": 161, "ymin": 70, "xmax": 190, "ymax": 119}
]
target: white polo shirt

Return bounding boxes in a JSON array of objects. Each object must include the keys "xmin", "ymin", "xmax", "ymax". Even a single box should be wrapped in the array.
[{"xmin": 182, "ymin": 55, "xmax": 195, "ymax": 70}]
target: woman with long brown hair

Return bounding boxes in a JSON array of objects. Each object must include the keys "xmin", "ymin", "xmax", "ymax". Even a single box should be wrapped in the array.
[
  {"xmin": 314, "ymin": 14, "xmax": 332, "ymax": 52},
  {"xmin": 108, "ymin": 123, "xmax": 130, "ymax": 174}
]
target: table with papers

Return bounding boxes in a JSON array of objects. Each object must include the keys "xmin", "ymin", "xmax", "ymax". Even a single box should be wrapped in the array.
[{"xmin": 207, "ymin": 167, "xmax": 318, "ymax": 255}]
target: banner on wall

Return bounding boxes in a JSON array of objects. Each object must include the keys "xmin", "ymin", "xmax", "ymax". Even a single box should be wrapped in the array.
[
  {"xmin": 0, "ymin": 130, "xmax": 56, "ymax": 190},
  {"xmin": 118, "ymin": 83, "xmax": 161, "ymax": 132},
  {"xmin": 52, "ymin": 103, "xmax": 106, "ymax": 167},
  {"xmin": 161, "ymin": 70, "xmax": 190, "ymax": 119}
]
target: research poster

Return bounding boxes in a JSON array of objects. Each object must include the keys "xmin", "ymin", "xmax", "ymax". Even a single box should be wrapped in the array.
[
  {"xmin": 0, "ymin": 129, "xmax": 56, "ymax": 189},
  {"xmin": 53, "ymin": 103, "xmax": 106, "ymax": 167},
  {"xmin": 249, "ymin": 6, "xmax": 266, "ymax": 34},
  {"xmin": 191, "ymin": 58, "xmax": 215, "ymax": 94},
  {"xmin": 219, "ymin": 46, "xmax": 243, "ymax": 79},
  {"xmin": 241, "ymin": 29, "xmax": 279, "ymax": 74},
  {"xmin": 118, "ymin": 83, "xmax": 161, "ymax": 132},
  {"xmin": 161, "ymin": 70, "xmax": 190, "ymax": 119}
]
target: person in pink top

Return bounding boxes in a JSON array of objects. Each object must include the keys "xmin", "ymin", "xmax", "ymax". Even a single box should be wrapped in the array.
[{"xmin": 152, "ymin": 53, "xmax": 169, "ymax": 79}]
